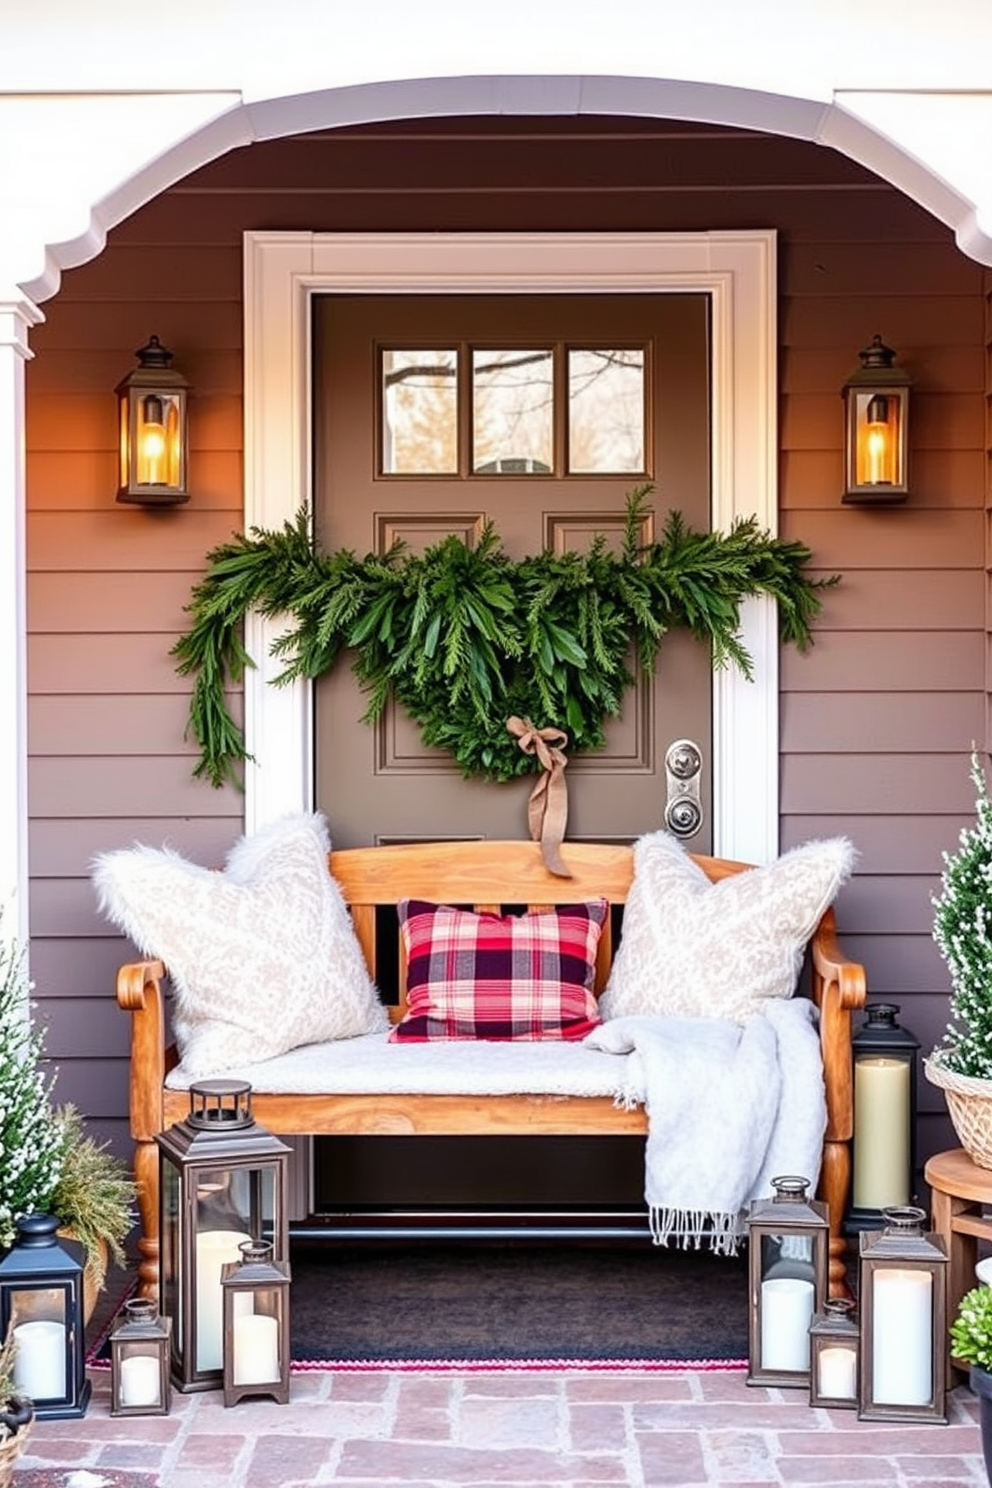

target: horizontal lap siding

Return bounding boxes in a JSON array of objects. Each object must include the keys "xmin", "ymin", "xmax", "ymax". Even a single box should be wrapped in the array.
[
  {"xmin": 779, "ymin": 225, "xmax": 989, "ymax": 1173},
  {"xmin": 24, "ymin": 117, "xmax": 985, "ymax": 1174}
]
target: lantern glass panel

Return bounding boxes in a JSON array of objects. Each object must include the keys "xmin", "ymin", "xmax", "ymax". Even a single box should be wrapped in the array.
[{"xmin": 9, "ymin": 1288, "xmax": 68, "ymax": 1402}]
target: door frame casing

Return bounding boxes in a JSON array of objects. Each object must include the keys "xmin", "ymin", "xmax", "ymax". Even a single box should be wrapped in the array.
[{"xmin": 242, "ymin": 229, "xmax": 778, "ymax": 865}]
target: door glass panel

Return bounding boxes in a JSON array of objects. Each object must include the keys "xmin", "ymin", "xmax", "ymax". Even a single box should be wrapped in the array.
[
  {"xmin": 472, "ymin": 348, "xmax": 553, "ymax": 474},
  {"xmin": 381, "ymin": 348, "xmax": 458, "ymax": 474},
  {"xmin": 568, "ymin": 348, "xmax": 645, "ymax": 473}
]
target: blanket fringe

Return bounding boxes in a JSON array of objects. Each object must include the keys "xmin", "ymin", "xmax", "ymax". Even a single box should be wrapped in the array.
[{"xmin": 649, "ymin": 1207, "xmax": 743, "ymax": 1257}]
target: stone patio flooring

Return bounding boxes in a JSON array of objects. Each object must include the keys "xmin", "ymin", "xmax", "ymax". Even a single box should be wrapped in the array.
[{"xmin": 11, "ymin": 1364, "xmax": 988, "ymax": 1488}]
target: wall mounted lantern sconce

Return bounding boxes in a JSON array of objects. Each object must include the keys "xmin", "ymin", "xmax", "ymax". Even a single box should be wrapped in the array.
[
  {"xmin": 116, "ymin": 335, "xmax": 190, "ymax": 506},
  {"xmin": 841, "ymin": 335, "xmax": 911, "ymax": 504}
]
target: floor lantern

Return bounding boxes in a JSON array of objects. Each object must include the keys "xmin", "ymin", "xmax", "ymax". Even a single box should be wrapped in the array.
[
  {"xmin": 858, "ymin": 1206, "xmax": 947, "ymax": 1423},
  {"xmin": 0, "ymin": 1213, "xmax": 90, "ymax": 1419},
  {"xmin": 110, "ymin": 1297, "xmax": 172, "ymax": 1416},
  {"xmin": 847, "ymin": 1002, "xmax": 919, "ymax": 1233},
  {"xmin": 809, "ymin": 1297, "xmax": 859, "ymax": 1409},
  {"xmin": 220, "ymin": 1239, "xmax": 291, "ymax": 1407},
  {"xmin": 156, "ymin": 1079, "xmax": 291, "ymax": 1392},
  {"xmin": 746, "ymin": 1175, "xmax": 829, "ymax": 1388}
]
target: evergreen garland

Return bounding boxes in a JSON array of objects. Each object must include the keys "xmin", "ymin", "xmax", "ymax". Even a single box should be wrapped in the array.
[
  {"xmin": 173, "ymin": 486, "xmax": 837, "ymax": 790},
  {"xmin": 933, "ymin": 750, "xmax": 992, "ymax": 1079}
]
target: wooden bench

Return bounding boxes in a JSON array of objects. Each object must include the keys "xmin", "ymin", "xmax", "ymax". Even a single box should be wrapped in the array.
[{"xmin": 117, "ymin": 838, "xmax": 867, "ymax": 1298}]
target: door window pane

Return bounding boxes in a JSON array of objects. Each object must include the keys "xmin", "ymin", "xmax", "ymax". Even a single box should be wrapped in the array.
[
  {"xmin": 381, "ymin": 349, "xmax": 458, "ymax": 474},
  {"xmin": 568, "ymin": 348, "xmax": 645, "ymax": 473},
  {"xmin": 472, "ymin": 349, "xmax": 553, "ymax": 474}
]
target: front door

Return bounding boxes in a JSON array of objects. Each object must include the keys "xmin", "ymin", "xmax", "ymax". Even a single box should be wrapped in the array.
[{"xmin": 313, "ymin": 292, "xmax": 712, "ymax": 850}]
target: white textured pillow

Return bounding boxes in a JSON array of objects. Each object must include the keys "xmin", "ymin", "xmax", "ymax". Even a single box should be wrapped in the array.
[
  {"xmin": 600, "ymin": 831, "xmax": 856, "ymax": 1025},
  {"xmin": 92, "ymin": 813, "xmax": 388, "ymax": 1077}
]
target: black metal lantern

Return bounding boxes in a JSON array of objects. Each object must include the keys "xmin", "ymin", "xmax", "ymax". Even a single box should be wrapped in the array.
[
  {"xmin": 109, "ymin": 1296, "xmax": 172, "ymax": 1417},
  {"xmin": 841, "ymin": 334, "xmax": 912, "ymax": 504},
  {"xmin": 0, "ymin": 1213, "xmax": 89, "ymax": 1419},
  {"xmin": 220, "ymin": 1239, "xmax": 291, "ymax": 1408},
  {"xmin": 858, "ymin": 1205, "xmax": 948, "ymax": 1423},
  {"xmin": 847, "ymin": 1002, "xmax": 920, "ymax": 1233},
  {"xmin": 746, "ymin": 1175, "xmax": 829, "ymax": 1388},
  {"xmin": 115, "ymin": 335, "xmax": 190, "ymax": 505},
  {"xmin": 809, "ymin": 1297, "xmax": 860, "ymax": 1409},
  {"xmin": 155, "ymin": 1080, "xmax": 290, "ymax": 1393}
]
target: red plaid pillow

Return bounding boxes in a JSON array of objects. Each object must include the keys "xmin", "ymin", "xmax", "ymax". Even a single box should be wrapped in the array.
[{"xmin": 390, "ymin": 898, "xmax": 608, "ymax": 1041}]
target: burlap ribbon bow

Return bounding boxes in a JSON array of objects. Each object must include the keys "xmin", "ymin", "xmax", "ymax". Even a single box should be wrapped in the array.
[{"xmin": 505, "ymin": 716, "xmax": 573, "ymax": 878}]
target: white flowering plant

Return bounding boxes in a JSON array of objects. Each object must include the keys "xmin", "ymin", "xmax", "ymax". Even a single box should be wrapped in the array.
[
  {"xmin": 932, "ymin": 750, "xmax": 992, "ymax": 1080},
  {"xmin": 0, "ymin": 918, "xmax": 64, "ymax": 1249}
]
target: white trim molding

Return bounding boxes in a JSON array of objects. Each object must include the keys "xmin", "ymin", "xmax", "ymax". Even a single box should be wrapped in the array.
[{"xmin": 243, "ymin": 230, "xmax": 779, "ymax": 864}]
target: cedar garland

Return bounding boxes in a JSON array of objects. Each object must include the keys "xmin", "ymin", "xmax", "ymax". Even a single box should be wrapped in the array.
[{"xmin": 173, "ymin": 487, "xmax": 837, "ymax": 789}]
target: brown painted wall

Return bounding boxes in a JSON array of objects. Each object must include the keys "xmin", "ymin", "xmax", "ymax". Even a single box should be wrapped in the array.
[{"xmin": 25, "ymin": 117, "xmax": 987, "ymax": 1175}]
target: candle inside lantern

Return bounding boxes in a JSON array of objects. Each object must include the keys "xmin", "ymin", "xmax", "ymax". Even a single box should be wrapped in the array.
[
  {"xmin": 853, "ymin": 1057, "xmax": 910, "ymax": 1209},
  {"xmin": 871, "ymin": 1268, "xmax": 932, "ymax": 1405},
  {"xmin": 818, "ymin": 1344, "xmax": 858, "ymax": 1401},
  {"xmin": 760, "ymin": 1277, "xmax": 814, "ymax": 1372},
  {"xmin": 13, "ymin": 1318, "xmax": 66, "ymax": 1399},
  {"xmin": 119, "ymin": 1353, "xmax": 161, "ymax": 1409},
  {"xmin": 232, "ymin": 1311, "xmax": 280, "ymax": 1386},
  {"xmin": 195, "ymin": 1230, "xmax": 253, "ymax": 1372}
]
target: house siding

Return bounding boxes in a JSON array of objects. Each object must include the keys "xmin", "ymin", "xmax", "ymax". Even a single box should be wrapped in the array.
[{"xmin": 25, "ymin": 117, "xmax": 986, "ymax": 1175}]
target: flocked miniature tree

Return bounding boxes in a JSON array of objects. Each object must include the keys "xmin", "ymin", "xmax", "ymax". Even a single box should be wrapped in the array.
[
  {"xmin": 0, "ymin": 917, "xmax": 64, "ymax": 1247},
  {"xmin": 932, "ymin": 750, "xmax": 992, "ymax": 1080}
]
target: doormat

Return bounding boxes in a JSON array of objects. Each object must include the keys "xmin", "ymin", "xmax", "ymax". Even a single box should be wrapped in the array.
[
  {"xmin": 92, "ymin": 1242, "xmax": 751, "ymax": 1375},
  {"xmin": 288, "ymin": 1240, "xmax": 749, "ymax": 1372}
]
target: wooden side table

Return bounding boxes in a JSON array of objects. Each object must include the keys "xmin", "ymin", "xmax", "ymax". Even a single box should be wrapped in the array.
[{"xmin": 924, "ymin": 1147, "xmax": 992, "ymax": 1380}]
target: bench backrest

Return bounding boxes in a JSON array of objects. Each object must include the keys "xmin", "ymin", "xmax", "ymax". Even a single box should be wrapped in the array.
[{"xmin": 328, "ymin": 838, "xmax": 748, "ymax": 1022}]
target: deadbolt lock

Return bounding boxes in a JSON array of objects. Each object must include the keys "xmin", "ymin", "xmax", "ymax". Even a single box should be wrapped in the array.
[{"xmin": 664, "ymin": 738, "xmax": 704, "ymax": 839}]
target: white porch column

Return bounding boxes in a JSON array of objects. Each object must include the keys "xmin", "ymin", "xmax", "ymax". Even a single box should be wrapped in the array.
[{"xmin": 0, "ymin": 297, "xmax": 40, "ymax": 954}]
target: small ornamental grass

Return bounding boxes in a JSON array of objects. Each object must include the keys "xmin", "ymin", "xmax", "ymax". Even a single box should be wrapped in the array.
[
  {"xmin": 0, "ymin": 921, "xmax": 63, "ymax": 1249},
  {"xmin": 950, "ymin": 1283, "xmax": 992, "ymax": 1372},
  {"xmin": 932, "ymin": 750, "xmax": 992, "ymax": 1080}
]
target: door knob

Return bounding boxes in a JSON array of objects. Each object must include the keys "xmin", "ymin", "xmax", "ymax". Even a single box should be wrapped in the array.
[{"xmin": 664, "ymin": 739, "xmax": 704, "ymax": 839}]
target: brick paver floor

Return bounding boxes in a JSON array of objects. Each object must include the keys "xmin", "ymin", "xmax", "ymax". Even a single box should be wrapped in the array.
[{"xmin": 12, "ymin": 1364, "xmax": 987, "ymax": 1488}]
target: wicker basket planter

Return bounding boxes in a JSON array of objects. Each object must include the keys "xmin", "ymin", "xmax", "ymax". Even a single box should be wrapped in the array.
[
  {"xmin": 0, "ymin": 1417, "xmax": 32, "ymax": 1488},
  {"xmin": 925, "ymin": 1054, "xmax": 992, "ymax": 1170}
]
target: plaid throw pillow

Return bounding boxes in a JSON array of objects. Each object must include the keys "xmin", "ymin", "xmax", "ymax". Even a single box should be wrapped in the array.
[{"xmin": 390, "ymin": 897, "xmax": 608, "ymax": 1041}]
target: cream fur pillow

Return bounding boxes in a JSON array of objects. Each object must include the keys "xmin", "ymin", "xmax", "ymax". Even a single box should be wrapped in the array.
[
  {"xmin": 600, "ymin": 831, "xmax": 856, "ymax": 1025},
  {"xmin": 92, "ymin": 813, "xmax": 388, "ymax": 1077}
]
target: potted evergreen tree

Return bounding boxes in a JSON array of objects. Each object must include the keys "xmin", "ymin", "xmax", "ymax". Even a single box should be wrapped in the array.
[
  {"xmin": 0, "ymin": 918, "xmax": 136, "ymax": 1318},
  {"xmin": 925, "ymin": 750, "xmax": 992, "ymax": 1164}
]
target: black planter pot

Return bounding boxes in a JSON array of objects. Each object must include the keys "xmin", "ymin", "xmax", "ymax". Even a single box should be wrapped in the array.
[{"xmin": 970, "ymin": 1367, "xmax": 992, "ymax": 1483}]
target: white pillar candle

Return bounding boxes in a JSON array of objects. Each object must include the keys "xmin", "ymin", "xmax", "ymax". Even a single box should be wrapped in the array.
[
  {"xmin": 853, "ymin": 1057, "xmax": 910, "ymax": 1209},
  {"xmin": 760, "ymin": 1278, "xmax": 815, "ymax": 1372},
  {"xmin": 232, "ymin": 1312, "xmax": 280, "ymax": 1386},
  {"xmin": 871, "ymin": 1268, "xmax": 932, "ymax": 1405},
  {"xmin": 13, "ymin": 1318, "xmax": 66, "ymax": 1399},
  {"xmin": 119, "ymin": 1353, "xmax": 161, "ymax": 1409},
  {"xmin": 194, "ymin": 1230, "xmax": 252, "ymax": 1373},
  {"xmin": 818, "ymin": 1344, "xmax": 858, "ymax": 1400}
]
